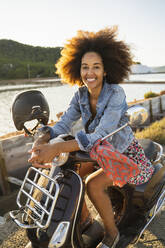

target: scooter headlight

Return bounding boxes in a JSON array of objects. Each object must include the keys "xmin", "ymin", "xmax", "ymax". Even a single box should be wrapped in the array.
[
  {"xmin": 50, "ymin": 136, "xmax": 69, "ymax": 166},
  {"xmin": 52, "ymin": 152, "xmax": 69, "ymax": 166}
]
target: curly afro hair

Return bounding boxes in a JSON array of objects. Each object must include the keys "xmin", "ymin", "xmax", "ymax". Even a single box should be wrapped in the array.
[{"xmin": 55, "ymin": 26, "xmax": 133, "ymax": 86}]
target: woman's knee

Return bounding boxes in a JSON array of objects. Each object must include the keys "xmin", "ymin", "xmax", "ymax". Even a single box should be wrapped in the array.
[
  {"xmin": 85, "ymin": 173, "xmax": 104, "ymax": 196},
  {"xmin": 85, "ymin": 174, "xmax": 97, "ymax": 194},
  {"xmin": 85, "ymin": 171, "xmax": 113, "ymax": 196}
]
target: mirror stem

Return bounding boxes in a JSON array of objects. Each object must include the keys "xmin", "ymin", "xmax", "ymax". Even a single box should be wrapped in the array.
[{"xmin": 101, "ymin": 123, "xmax": 128, "ymax": 142}]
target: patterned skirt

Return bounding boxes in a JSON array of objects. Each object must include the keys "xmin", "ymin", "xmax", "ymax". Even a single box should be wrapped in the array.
[{"xmin": 124, "ymin": 139, "xmax": 155, "ymax": 185}]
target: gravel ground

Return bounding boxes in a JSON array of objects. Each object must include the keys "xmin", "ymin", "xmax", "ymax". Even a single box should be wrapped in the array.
[{"xmin": 0, "ymin": 193, "xmax": 165, "ymax": 248}]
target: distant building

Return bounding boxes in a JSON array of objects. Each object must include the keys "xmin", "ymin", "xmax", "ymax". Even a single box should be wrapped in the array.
[{"xmin": 131, "ymin": 64, "xmax": 153, "ymax": 74}]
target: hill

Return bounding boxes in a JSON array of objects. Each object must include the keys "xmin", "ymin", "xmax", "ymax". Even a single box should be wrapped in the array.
[
  {"xmin": 152, "ymin": 65, "xmax": 165, "ymax": 73},
  {"xmin": 131, "ymin": 64, "xmax": 165, "ymax": 74},
  {"xmin": 0, "ymin": 39, "xmax": 62, "ymax": 80},
  {"xmin": 131, "ymin": 64, "xmax": 153, "ymax": 74}
]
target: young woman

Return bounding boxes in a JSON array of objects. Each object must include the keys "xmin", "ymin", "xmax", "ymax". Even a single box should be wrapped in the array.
[{"xmin": 29, "ymin": 27, "xmax": 154, "ymax": 248}]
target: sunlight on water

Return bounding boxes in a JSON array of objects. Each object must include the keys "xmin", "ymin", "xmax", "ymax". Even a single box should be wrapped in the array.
[
  {"xmin": 0, "ymin": 73, "xmax": 165, "ymax": 136},
  {"xmin": 129, "ymin": 73, "xmax": 165, "ymax": 82}
]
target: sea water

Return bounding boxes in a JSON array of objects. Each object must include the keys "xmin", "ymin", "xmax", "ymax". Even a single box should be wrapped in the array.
[{"xmin": 0, "ymin": 73, "xmax": 165, "ymax": 136}]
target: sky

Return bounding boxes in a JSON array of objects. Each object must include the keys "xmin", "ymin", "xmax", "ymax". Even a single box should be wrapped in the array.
[{"xmin": 0, "ymin": 0, "xmax": 165, "ymax": 67}]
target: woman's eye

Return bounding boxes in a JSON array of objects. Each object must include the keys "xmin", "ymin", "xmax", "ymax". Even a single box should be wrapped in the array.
[{"xmin": 81, "ymin": 66, "xmax": 88, "ymax": 70}]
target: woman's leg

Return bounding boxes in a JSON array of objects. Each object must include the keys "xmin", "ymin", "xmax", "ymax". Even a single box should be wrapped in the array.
[
  {"xmin": 86, "ymin": 168, "xmax": 118, "ymax": 240},
  {"xmin": 78, "ymin": 162, "xmax": 95, "ymax": 224}
]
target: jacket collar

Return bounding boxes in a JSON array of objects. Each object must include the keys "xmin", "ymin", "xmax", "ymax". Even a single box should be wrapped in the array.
[
  {"xmin": 79, "ymin": 80, "xmax": 112, "ymax": 101},
  {"xmin": 97, "ymin": 81, "xmax": 113, "ymax": 113},
  {"xmin": 78, "ymin": 81, "xmax": 114, "ymax": 115}
]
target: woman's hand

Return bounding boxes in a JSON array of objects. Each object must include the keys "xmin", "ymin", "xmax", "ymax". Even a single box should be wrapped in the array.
[
  {"xmin": 28, "ymin": 132, "xmax": 51, "ymax": 168},
  {"xmin": 28, "ymin": 142, "xmax": 60, "ymax": 168},
  {"xmin": 28, "ymin": 138, "xmax": 80, "ymax": 168},
  {"xmin": 34, "ymin": 131, "xmax": 50, "ymax": 146}
]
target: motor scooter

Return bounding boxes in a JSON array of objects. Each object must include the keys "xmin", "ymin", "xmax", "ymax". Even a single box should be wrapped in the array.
[{"xmin": 10, "ymin": 105, "xmax": 165, "ymax": 248}]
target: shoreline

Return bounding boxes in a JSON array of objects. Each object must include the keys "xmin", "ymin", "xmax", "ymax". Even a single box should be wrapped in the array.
[
  {"xmin": 0, "ymin": 78, "xmax": 164, "ymax": 94},
  {"xmin": 0, "ymin": 77, "xmax": 61, "ymax": 86},
  {"xmin": 0, "ymin": 77, "xmax": 165, "ymax": 86},
  {"xmin": 0, "ymin": 78, "xmax": 62, "ymax": 93},
  {"xmin": 123, "ymin": 80, "xmax": 165, "ymax": 84}
]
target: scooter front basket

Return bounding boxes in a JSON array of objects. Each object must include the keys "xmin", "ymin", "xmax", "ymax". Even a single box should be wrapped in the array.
[{"xmin": 10, "ymin": 166, "xmax": 63, "ymax": 229}]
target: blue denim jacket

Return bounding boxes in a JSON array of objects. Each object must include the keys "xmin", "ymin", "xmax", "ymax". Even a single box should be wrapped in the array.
[{"xmin": 48, "ymin": 81, "xmax": 134, "ymax": 153}]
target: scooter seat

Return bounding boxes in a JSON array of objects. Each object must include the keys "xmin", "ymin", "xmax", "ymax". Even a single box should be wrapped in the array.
[
  {"xmin": 74, "ymin": 151, "xmax": 93, "ymax": 162},
  {"xmin": 135, "ymin": 163, "xmax": 163, "ymax": 193},
  {"xmin": 137, "ymin": 139, "xmax": 157, "ymax": 161},
  {"xmin": 132, "ymin": 162, "xmax": 165, "ymax": 209}
]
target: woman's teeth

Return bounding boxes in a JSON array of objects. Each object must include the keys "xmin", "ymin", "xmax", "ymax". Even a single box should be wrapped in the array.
[{"xmin": 87, "ymin": 78, "xmax": 96, "ymax": 82}]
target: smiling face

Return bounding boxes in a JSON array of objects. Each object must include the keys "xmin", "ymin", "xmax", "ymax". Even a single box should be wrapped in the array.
[{"xmin": 80, "ymin": 52, "xmax": 106, "ymax": 93}]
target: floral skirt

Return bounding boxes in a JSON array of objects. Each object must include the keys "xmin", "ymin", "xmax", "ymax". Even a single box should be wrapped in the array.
[{"xmin": 124, "ymin": 139, "xmax": 155, "ymax": 185}]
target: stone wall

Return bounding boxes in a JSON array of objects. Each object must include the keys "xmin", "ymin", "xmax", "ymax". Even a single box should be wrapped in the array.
[
  {"xmin": 0, "ymin": 135, "xmax": 34, "ymax": 194},
  {"xmin": 131, "ymin": 95, "xmax": 165, "ymax": 123}
]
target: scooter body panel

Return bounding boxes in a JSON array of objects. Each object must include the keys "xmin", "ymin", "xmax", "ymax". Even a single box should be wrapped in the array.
[{"xmin": 27, "ymin": 169, "xmax": 85, "ymax": 248}]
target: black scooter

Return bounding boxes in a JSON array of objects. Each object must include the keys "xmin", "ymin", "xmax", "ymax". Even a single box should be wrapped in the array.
[{"xmin": 10, "ymin": 105, "xmax": 165, "ymax": 248}]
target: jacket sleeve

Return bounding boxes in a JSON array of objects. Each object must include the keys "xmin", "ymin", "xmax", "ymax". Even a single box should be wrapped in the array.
[{"xmin": 75, "ymin": 87, "xmax": 127, "ymax": 151}]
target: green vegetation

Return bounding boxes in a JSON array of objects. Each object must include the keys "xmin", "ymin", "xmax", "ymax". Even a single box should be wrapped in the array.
[
  {"xmin": 135, "ymin": 117, "xmax": 165, "ymax": 145},
  {"xmin": 144, "ymin": 91, "xmax": 159, "ymax": 99},
  {"xmin": 0, "ymin": 39, "xmax": 62, "ymax": 79}
]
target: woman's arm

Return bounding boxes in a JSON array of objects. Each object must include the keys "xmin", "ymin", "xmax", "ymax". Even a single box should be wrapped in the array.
[{"xmin": 28, "ymin": 139, "xmax": 80, "ymax": 167}]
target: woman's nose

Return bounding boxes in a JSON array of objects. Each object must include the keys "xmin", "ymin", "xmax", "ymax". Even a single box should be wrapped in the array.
[{"xmin": 87, "ymin": 68, "xmax": 94, "ymax": 75}]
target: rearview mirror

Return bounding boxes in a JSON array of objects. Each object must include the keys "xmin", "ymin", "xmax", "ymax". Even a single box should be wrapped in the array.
[
  {"xmin": 101, "ymin": 105, "xmax": 149, "ymax": 142},
  {"xmin": 127, "ymin": 105, "xmax": 148, "ymax": 127}
]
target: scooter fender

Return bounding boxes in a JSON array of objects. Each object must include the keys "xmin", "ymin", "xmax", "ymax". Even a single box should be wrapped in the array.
[{"xmin": 27, "ymin": 169, "xmax": 85, "ymax": 248}]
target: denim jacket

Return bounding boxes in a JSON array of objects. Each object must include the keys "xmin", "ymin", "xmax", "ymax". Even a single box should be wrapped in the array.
[{"xmin": 48, "ymin": 81, "xmax": 134, "ymax": 153}]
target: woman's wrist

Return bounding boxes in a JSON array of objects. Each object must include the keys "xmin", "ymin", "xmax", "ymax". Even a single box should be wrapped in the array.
[
  {"xmin": 53, "ymin": 139, "xmax": 79, "ymax": 154},
  {"xmin": 52, "ymin": 142, "xmax": 62, "ymax": 155}
]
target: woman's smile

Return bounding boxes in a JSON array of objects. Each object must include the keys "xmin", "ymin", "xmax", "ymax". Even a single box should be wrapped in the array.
[
  {"xmin": 80, "ymin": 51, "xmax": 106, "ymax": 93},
  {"xmin": 86, "ymin": 77, "xmax": 97, "ymax": 83}
]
